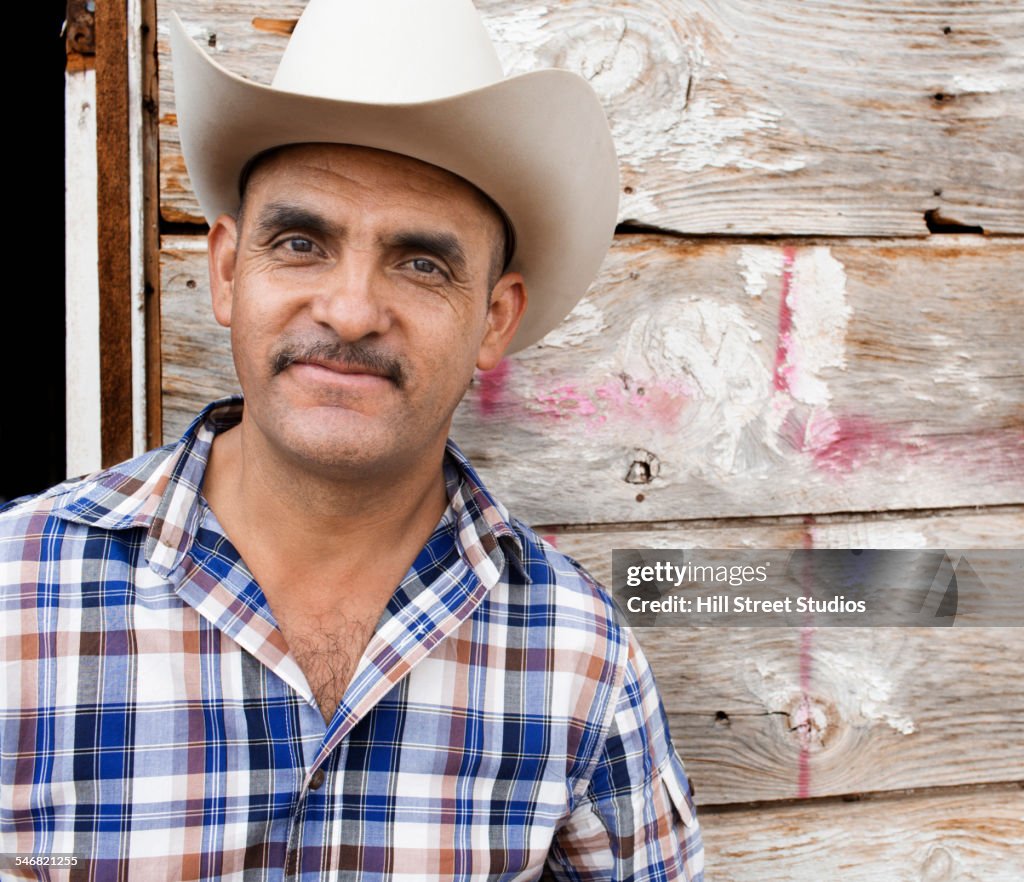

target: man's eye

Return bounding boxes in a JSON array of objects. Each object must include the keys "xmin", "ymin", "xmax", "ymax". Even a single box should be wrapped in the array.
[
  {"xmin": 283, "ymin": 237, "xmax": 315, "ymax": 253},
  {"xmin": 411, "ymin": 257, "xmax": 442, "ymax": 275}
]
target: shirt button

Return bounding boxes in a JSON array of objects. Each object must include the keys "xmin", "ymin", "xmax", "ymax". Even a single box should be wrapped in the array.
[{"xmin": 309, "ymin": 769, "xmax": 326, "ymax": 791}]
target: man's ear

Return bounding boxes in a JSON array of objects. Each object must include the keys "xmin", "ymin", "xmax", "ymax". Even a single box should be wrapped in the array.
[
  {"xmin": 208, "ymin": 213, "xmax": 240, "ymax": 328},
  {"xmin": 477, "ymin": 272, "xmax": 528, "ymax": 371}
]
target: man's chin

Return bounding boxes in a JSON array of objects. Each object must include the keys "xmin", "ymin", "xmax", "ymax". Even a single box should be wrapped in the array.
[{"xmin": 268, "ymin": 416, "xmax": 409, "ymax": 473}]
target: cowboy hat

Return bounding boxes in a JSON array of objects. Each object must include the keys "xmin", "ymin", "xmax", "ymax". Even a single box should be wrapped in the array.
[{"xmin": 168, "ymin": 0, "xmax": 620, "ymax": 353}]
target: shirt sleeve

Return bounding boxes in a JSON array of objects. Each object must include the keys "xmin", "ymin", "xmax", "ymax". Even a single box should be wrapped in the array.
[{"xmin": 545, "ymin": 627, "xmax": 705, "ymax": 881}]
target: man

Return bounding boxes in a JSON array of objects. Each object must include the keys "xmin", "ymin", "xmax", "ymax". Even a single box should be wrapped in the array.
[{"xmin": 1, "ymin": 1, "xmax": 704, "ymax": 879}]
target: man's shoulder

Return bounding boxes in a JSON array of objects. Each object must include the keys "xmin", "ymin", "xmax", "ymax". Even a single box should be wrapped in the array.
[
  {"xmin": 0, "ymin": 440, "xmax": 181, "ymax": 547},
  {"xmin": 0, "ymin": 396, "xmax": 238, "ymax": 546},
  {"xmin": 503, "ymin": 515, "xmax": 630, "ymax": 653},
  {"xmin": 512, "ymin": 518, "xmax": 608, "ymax": 597},
  {"xmin": 443, "ymin": 437, "xmax": 628, "ymax": 654}
]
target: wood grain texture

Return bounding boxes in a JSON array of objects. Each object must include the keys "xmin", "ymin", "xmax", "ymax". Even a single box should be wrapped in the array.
[
  {"xmin": 142, "ymin": 0, "xmax": 164, "ymax": 451},
  {"xmin": 457, "ymin": 235, "xmax": 1024, "ymax": 524},
  {"xmin": 159, "ymin": 239, "xmax": 239, "ymax": 418},
  {"xmin": 160, "ymin": 234, "xmax": 1024, "ymax": 524},
  {"xmin": 637, "ymin": 626, "xmax": 1024, "ymax": 804},
  {"xmin": 96, "ymin": 0, "xmax": 134, "ymax": 465},
  {"xmin": 156, "ymin": 0, "xmax": 1024, "ymax": 233},
  {"xmin": 697, "ymin": 784, "xmax": 1024, "ymax": 881},
  {"xmin": 543, "ymin": 507, "xmax": 1024, "ymax": 585},
  {"xmin": 546, "ymin": 511, "xmax": 1024, "ymax": 806}
]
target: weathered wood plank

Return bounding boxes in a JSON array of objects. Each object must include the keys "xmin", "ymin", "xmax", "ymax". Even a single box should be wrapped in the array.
[
  {"xmin": 697, "ymin": 784, "xmax": 1024, "ymax": 881},
  {"xmin": 157, "ymin": 0, "xmax": 1024, "ymax": 233},
  {"xmin": 159, "ymin": 239, "xmax": 240, "ymax": 416},
  {"xmin": 66, "ymin": 68, "xmax": 102, "ymax": 475},
  {"xmin": 96, "ymin": 0, "xmax": 133, "ymax": 465},
  {"xmin": 544, "ymin": 508, "xmax": 1024, "ymax": 586},
  {"xmin": 638, "ymin": 626, "xmax": 1024, "ymax": 804},
  {"xmin": 160, "ymin": 235, "xmax": 1024, "ymax": 524},
  {"xmin": 551, "ymin": 516, "xmax": 1024, "ymax": 806}
]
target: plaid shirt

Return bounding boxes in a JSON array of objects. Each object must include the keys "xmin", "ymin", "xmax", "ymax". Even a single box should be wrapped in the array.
[{"xmin": 1, "ymin": 394, "xmax": 704, "ymax": 881}]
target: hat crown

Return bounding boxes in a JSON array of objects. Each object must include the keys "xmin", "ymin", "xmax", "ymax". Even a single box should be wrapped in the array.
[{"xmin": 272, "ymin": 0, "xmax": 505, "ymax": 103}]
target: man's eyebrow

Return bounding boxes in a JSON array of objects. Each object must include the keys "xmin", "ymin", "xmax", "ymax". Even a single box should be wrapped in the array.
[
  {"xmin": 251, "ymin": 202, "xmax": 342, "ymax": 240},
  {"xmin": 386, "ymin": 230, "xmax": 469, "ymax": 278}
]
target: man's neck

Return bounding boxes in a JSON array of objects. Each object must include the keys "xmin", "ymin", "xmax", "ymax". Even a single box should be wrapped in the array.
[{"xmin": 200, "ymin": 415, "xmax": 451, "ymax": 609}]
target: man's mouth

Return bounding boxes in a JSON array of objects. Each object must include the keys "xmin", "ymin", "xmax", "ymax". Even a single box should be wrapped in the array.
[
  {"xmin": 272, "ymin": 342, "xmax": 406, "ymax": 389},
  {"xmin": 294, "ymin": 357, "xmax": 391, "ymax": 379}
]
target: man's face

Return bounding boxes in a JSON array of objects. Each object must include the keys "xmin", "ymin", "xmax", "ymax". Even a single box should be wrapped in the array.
[{"xmin": 207, "ymin": 143, "xmax": 526, "ymax": 479}]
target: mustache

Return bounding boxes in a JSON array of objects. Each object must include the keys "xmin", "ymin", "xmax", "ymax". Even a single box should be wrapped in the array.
[{"xmin": 271, "ymin": 339, "xmax": 407, "ymax": 388}]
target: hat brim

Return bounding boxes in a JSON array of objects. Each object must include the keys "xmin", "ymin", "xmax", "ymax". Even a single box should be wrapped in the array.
[{"xmin": 169, "ymin": 12, "xmax": 620, "ymax": 354}]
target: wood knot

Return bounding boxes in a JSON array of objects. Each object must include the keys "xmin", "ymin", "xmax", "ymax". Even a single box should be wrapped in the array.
[
  {"xmin": 785, "ymin": 694, "xmax": 842, "ymax": 751},
  {"xmin": 625, "ymin": 449, "xmax": 660, "ymax": 484}
]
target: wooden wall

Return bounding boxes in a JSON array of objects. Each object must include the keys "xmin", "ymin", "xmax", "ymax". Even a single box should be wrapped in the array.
[{"xmin": 155, "ymin": 2, "xmax": 1024, "ymax": 878}]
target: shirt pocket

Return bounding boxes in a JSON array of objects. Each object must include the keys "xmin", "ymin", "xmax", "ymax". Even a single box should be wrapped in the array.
[{"xmin": 658, "ymin": 749, "xmax": 698, "ymax": 830}]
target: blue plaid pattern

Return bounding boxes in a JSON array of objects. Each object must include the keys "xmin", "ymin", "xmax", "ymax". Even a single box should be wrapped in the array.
[{"xmin": 0, "ymin": 394, "xmax": 704, "ymax": 880}]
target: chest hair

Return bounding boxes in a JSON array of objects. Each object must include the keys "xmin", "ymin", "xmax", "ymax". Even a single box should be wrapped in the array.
[{"xmin": 279, "ymin": 609, "xmax": 380, "ymax": 723}]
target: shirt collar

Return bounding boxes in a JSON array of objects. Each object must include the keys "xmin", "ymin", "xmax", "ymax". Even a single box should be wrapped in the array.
[{"xmin": 50, "ymin": 394, "xmax": 526, "ymax": 588}]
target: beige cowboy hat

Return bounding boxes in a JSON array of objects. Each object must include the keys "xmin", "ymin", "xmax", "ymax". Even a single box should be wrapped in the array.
[{"xmin": 168, "ymin": 0, "xmax": 620, "ymax": 353}]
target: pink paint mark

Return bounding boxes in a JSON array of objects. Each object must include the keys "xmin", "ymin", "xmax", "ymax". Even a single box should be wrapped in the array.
[
  {"xmin": 593, "ymin": 380, "xmax": 689, "ymax": 428},
  {"xmin": 532, "ymin": 374, "xmax": 692, "ymax": 426},
  {"xmin": 534, "ymin": 384, "xmax": 600, "ymax": 420},
  {"xmin": 799, "ymin": 412, "xmax": 909, "ymax": 474},
  {"xmin": 477, "ymin": 359, "xmax": 510, "ymax": 417},
  {"xmin": 541, "ymin": 534, "xmax": 559, "ymax": 548},
  {"xmin": 773, "ymin": 247, "xmax": 798, "ymax": 394},
  {"xmin": 796, "ymin": 514, "xmax": 815, "ymax": 799},
  {"xmin": 529, "ymin": 377, "xmax": 690, "ymax": 428}
]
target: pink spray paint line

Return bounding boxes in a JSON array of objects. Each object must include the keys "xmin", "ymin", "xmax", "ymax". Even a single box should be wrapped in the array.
[
  {"xmin": 535, "ymin": 384, "xmax": 601, "ymax": 420},
  {"xmin": 797, "ymin": 411, "xmax": 912, "ymax": 474},
  {"xmin": 476, "ymin": 359, "xmax": 511, "ymax": 417},
  {"xmin": 795, "ymin": 514, "xmax": 815, "ymax": 799},
  {"xmin": 532, "ymin": 379, "xmax": 690, "ymax": 429},
  {"xmin": 807, "ymin": 419, "xmax": 1024, "ymax": 479},
  {"xmin": 773, "ymin": 247, "xmax": 798, "ymax": 395},
  {"xmin": 594, "ymin": 381, "xmax": 689, "ymax": 427}
]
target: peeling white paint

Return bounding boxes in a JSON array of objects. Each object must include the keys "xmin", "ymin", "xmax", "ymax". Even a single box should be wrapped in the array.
[
  {"xmin": 784, "ymin": 248, "xmax": 851, "ymax": 406},
  {"xmin": 745, "ymin": 658, "xmax": 803, "ymax": 713},
  {"xmin": 482, "ymin": 5, "xmax": 550, "ymax": 73},
  {"xmin": 560, "ymin": 17, "xmax": 642, "ymax": 98},
  {"xmin": 951, "ymin": 73, "xmax": 1007, "ymax": 94},
  {"xmin": 739, "ymin": 246, "xmax": 784, "ymax": 298},
  {"xmin": 489, "ymin": 6, "xmax": 806, "ymax": 176},
  {"xmin": 539, "ymin": 299, "xmax": 606, "ymax": 349},
  {"xmin": 748, "ymin": 644, "xmax": 917, "ymax": 739},
  {"xmin": 668, "ymin": 95, "xmax": 809, "ymax": 174},
  {"xmin": 818, "ymin": 646, "xmax": 918, "ymax": 736},
  {"xmin": 616, "ymin": 298, "xmax": 772, "ymax": 475}
]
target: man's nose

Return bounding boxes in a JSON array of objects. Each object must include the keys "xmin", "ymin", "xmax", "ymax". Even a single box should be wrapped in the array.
[{"xmin": 308, "ymin": 250, "xmax": 393, "ymax": 341}]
